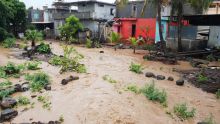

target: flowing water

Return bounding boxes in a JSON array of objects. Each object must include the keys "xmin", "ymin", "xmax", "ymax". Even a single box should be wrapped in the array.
[{"xmin": 0, "ymin": 42, "xmax": 220, "ymax": 124}]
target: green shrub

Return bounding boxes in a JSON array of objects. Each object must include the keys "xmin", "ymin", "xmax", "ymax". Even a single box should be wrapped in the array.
[
  {"xmin": 37, "ymin": 95, "xmax": 51, "ymax": 110},
  {"xmin": 2, "ymin": 38, "xmax": 16, "ymax": 48},
  {"xmin": 0, "ymin": 62, "xmax": 25, "ymax": 78},
  {"xmin": 216, "ymin": 89, "xmax": 220, "ymax": 99},
  {"xmin": 0, "ymin": 88, "xmax": 15, "ymax": 100},
  {"xmin": 102, "ymin": 75, "xmax": 117, "ymax": 84},
  {"xmin": 201, "ymin": 114, "xmax": 216, "ymax": 124},
  {"xmin": 129, "ymin": 63, "xmax": 143, "ymax": 74},
  {"xmin": 0, "ymin": 80, "xmax": 12, "ymax": 89},
  {"xmin": 126, "ymin": 84, "xmax": 140, "ymax": 94},
  {"xmin": 25, "ymin": 72, "xmax": 50, "ymax": 92},
  {"xmin": 49, "ymin": 55, "xmax": 63, "ymax": 66},
  {"xmin": 26, "ymin": 61, "xmax": 41, "ymax": 70},
  {"xmin": 37, "ymin": 42, "xmax": 51, "ymax": 54},
  {"xmin": 18, "ymin": 96, "xmax": 30, "ymax": 106},
  {"xmin": 174, "ymin": 103, "xmax": 196, "ymax": 120},
  {"xmin": 197, "ymin": 74, "xmax": 208, "ymax": 83},
  {"xmin": 140, "ymin": 83, "xmax": 167, "ymax": 106},
  {"xmin": 86, "ymin": 38, "xmax": 92, "ymax": 48},
  {"xmin": 206, "ymin": 54, "xmax": 216, "ymax": 62}
]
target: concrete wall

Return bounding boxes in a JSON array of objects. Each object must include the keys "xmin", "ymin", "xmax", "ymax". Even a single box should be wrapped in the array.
[
  {"xmin": 208, "ymin": 26, "xmax": 220, "ymax": 48},
  {"xmin": 94, "ymin": 3, "xmax": 115, "ymax": 20},
  {"xmin": 116, "ymin": 1, "xmax": 156, "ymax": 18}
]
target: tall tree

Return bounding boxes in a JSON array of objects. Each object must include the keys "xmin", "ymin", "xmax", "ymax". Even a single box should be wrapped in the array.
[{"xmin": 170, "ymin": 0, "xmax": 212, "ymax": 52}]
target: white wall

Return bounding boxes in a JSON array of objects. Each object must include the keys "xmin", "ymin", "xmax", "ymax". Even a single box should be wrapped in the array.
[{"xmin": 208, "ymin": 26, "xmax": 220, "ymax": 48}]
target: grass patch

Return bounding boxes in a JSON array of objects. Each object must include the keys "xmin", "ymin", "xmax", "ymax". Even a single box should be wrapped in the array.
[
  {"xmin": 102, "ymin": 75, "xmax": 117, "ymax": 84},
  {"xmin": 18, "ymin": 96, "xmax": 30, "ymax": 106},
  {"xmin": 25, "ymin": 61, "xmax": 41, "ymax": 70},
  {"xmin": 37, "ymin": 95, "xmax": 51, "ymax": 110},
  {"xmin": 140, "ymin": 83, "xmax": 167, "ymax": 106},
  {"xmin": 25, "ymin": 72, "xmax": 50, "ymax": 92},
  {"xmin": 0, "ymin": 62, "xmax": 25, "ymax": 79},
  {"xmin": 126, "ymin": 84, "xmax": 140, "ymax": 94},
  {"xmin": 49, "ymin": 46, "xmax": 86, "ymax": 73},
  {"xmin": 216, "ymin": 89, "xmax": 220, "ymax": 99},
  {"xmin": 0, "ymin": 88, "xmax": 15, "ymax": 100},
  {"xmin": 174, "ymin": 103, "xmax": 196, "ymax": 120},
  {"xmin": 2, "ymin": 38, "xmax": 16, "ymax": 48},
  {"xmin": 86, "ymin": 38, "xmax": 92, "ymax": 48},
  {"xmin": 129, "ymin": 63, "xmax": 143, "ymax": 74},
  {"xmin": 0, "ymin": 80, "xmax": 12, "ymax": 89},
  {"xmin": 37, "ymin": 42, "xmax": 51, "ymax": 54},
  {"xmin": 197, "ymin": 74, "xmax": 208, "ymax": 83}
]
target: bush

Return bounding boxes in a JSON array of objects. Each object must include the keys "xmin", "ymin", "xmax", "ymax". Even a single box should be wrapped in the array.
[
  {"xmin": 216, "ymin": 89, "xmax": 220, "ymax": 99},
  {"xmin": 2, "ymin": 38, "xmax": 16, "ymax": 48},
  {"xmin": 49, "ymin": 56, "xmax": 63, "ymax": 66},
  {"xmin": 206, "ymin": 54, "xmax": 216, "ymax": 62},
  {"xmin": 26, "ymin": 61, "xmax": 41, "ymax": 70},
  {"xmin": 0, "ymin": 27, "xmax": 8, "ymax": 42},
  {"xmin": 129, "ymin": 63, "xmax": 143, "ymax": 74},
  {"xmin": 37, "ymin": 42, "xmax": 51, "ymax": 54},
  {"xmin": 102, "ymin": 75, "xmax": 117, "ymax": 84},
  {"xmin": 126, "ymin": 84, "xmax": 140, "ymax": 94},
  {"xmin": 0, "ymin": 88, "xmax": 15, "ymax": 100},
  {"xmin": 86, "ymin": 38, "xmax": 92, "ymax": 48},
  {"xmin": 0, "ymin": 62, "xmax": 25, "ymax": 78},
  {"xmin": 0, "ymin": 80, "xmax": 12, "ymax": 89},
  {"xmin": 18, "ymin": 96, "xmax": 30, "ymax": 106},
  {"xmin": 25, "ymin": 72, "xmax": 50, "ymax": 92},
  {"xmin": 201, "ymin": 114, "xmax": 216, "ymax": 124},
  {"xmin": 197, "ymin": 74, "xmax": 208, "ymax": 83},
  {"xmin": 174, "ymin": 103, "xmax": 196, "ymax": 120},
  {"xmin": 140, "ymin": 83, "xmax": 167, "ymax": 106}
]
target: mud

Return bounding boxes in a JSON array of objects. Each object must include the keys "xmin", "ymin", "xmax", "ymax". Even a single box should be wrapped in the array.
[{"xmin": 0, "ymin": 41, "xmax": 220, "ymax": 124}]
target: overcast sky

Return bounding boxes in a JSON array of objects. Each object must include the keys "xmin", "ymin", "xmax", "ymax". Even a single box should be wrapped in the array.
[{"xmin": 20, "ymin": 0, "xmax": 116, "ymax": 9}]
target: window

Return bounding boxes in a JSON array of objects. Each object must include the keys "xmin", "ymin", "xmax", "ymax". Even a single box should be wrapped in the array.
[
  {"xmin": 82, "ymin": 4, "xmax": 86, "ymax": 7},
  {"xmin": 131, "ymin": 24, "xmax": 136, "ymax": 37},
  {"xmin": 132, "ymin": 4, "xmax": 137, "ymax": 17},
  {"xmin": 99, "ymin": 4, "xmax": 104, "ymax": 7},
  {"xmin": 110, "ymin": 8, "xmax": 114, "ymax": 15}
]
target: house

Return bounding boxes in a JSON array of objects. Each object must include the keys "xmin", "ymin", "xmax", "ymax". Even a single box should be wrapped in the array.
[
  {"xmin": 52, "ymin": 0, "xmax": 116, "ymax": 39},
  {"xmin": 207, "ymin": 0, "xmax": 220, "ymax": 14},
  {"xmin": 113, "ymin": 1, "xmax": 157, "ymax": 43}
]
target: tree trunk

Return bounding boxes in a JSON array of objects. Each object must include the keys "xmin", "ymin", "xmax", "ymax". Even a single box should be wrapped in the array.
[
  {"xmin": 133, "ymin": 47, "xmax": 136, "ymax": 54},
  {"xmin": 177, "ymin": 13, "xmax": 183, "ymax": 52},
  {"xmin": 31, "ymin": 40, "xmax": 36, "ymax": 47},
  {"xmin": 157, "ymin": 1, "xmax": 165, "ymax": 51}
]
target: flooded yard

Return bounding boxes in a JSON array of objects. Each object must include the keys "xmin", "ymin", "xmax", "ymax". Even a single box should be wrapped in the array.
[{"xmin": 0, "ymin": 41, "xmax": 220, "ymax": 124}]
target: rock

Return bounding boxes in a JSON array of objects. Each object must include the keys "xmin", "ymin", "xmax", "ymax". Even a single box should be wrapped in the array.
[
  {"xmin": 0, "ymin": 98, "xmax": 17, "ymax": 109},
  {"xmin": 156, "ymin": 75, "xmax": 166, "ymax": 80},
  {"xmin": 167, "ymin": 76, "xmax": 174, "ymax": 81},
  {"xmin": 32, "ymin": 121, "xmax": 43, "ymax": 124},
  {"xmin": 14, "ymin": 84, "xmax": 22, "ymax": 92},
  {"xmin": 145, "ymin": 72, "xmax": 155, "ymax": 78},
  {"xmin": 48, "ymin": 121, "xmax": 61, "ymax": 124},
  {"xmin": 44, "ymin": 85, "xmax": 51, "ymax": 91},
  {"xmin": 100, "ymin": 51, "xmax": 104, "ymax": 53},
  {"xmin": 176, "ymin": 79, "xmax": 185, "ymax": 86},
  {"xmin": 197, "ymin": 122, "xmax": 208, "ymax": 124},
  {"xmin": 21, "ymin": 82, "xmax": 29, "ymax": 92},
  {"xmin": 0, "ymin": 109, "xmax": 18, "ymax": 121},
  {"xmin": 61, "ymin": 76, "xmax": 79, "ymax": 85}
]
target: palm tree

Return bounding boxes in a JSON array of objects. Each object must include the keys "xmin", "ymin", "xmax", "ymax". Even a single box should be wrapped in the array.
[
  {"xmin": 129, "ymin": 37, "xmax": 139, "ymax": 53},
  {"xmin": 170, "ymin": 0, "xmax": 212, "ymax": 52},
  {"xmin": 25, "ymin": 29, "xmax": 43, "ymax": 47}
]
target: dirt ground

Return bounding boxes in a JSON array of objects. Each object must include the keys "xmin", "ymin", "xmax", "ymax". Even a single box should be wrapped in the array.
[{"xmin": 0, "ymin": 41, "xmax": 220, "ymax": 124}]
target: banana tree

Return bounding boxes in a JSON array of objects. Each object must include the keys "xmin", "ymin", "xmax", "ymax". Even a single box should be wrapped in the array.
[{"xmin": 25, "ymin": 29, "xmax": 43, "ymax": 47}]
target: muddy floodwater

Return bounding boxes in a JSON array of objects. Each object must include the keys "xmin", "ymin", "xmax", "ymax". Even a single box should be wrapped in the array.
[{"xmin": 0, "ymin": 41, "xmax": 220, "ymax": 124}]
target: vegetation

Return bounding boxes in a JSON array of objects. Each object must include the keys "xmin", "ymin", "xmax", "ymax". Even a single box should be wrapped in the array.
[
  {"xmin": 37, "ymin": 95, "xmax": 52, "ymax": 110},
  {"xmin": 0, "ymin": 62, "xmax": 25, "ymax": 78},
  {"xmin": 49, "ymin": 46, "xmax": 86, "ymax": 73},
  {"xmin": 25, "ymin": 29, "xmax": 43, "ymax": 47},
  {"xmin": 86, "ymin": 38, "xmax": 93, "ymax": 48},
  {"xmin": 140, "ymin": 83, "xmax": 167, "ymax": 106},
  {"xmin": 174, "ymin": 103, "xmax": 196, "ymax": 120},
  {"xmin": 201, "ymin": 114, "xmax": 216, "ymax": 124},
  {"xmin": 2, "ymin": 38, "xmax": 16, "ymax": 48},
  {"xmin": 129, "ymin": 63, "xmax": 143, "ymax": 74},
  {"xmin": 25, "ymin": 72, "xmax": 50, "ymax": 92},
  {"xmin": 102, "ymin": 75, "xmax": 117, "ymax": 84},
  {"xmin": 37, "ymin": 42, "xmax": 51, "ymax": 54},
  {"xmin": 59, "ymin": 15, "xmax": 83, "ymax": 43},
  {"xmin": 197, "ymin": 74, "xmax": 208, "ymax": 83},
  {"xmin": 126, "ymin": 84, "xmax": 140, "ymax": 94},
  {"xmin": 59, "ymin": 115, "xmax": 65, "ymax": 123},
  {"xmin": 25, "ymin": 61, "xmax": 41, "ymax": 70},
  {"xmin": 18, "ymin": 96, "xmax": 30, "ymax": 106},
  {"xmin": 108, "ymin": 32, "xmax": 121, "ymax": 51},
  {"xmin": 129, "ymin": 37, "xmax": 139, "ymax": 54},
  {"xmin": 0, "ymin": 88, "xmax": 15, "ymax": 100},
  {"xmin": 216, "ymin": 89, "xmax": 220, "ymax": 99},
  {"xmin": 0, "ymin": 80, "xmax": 12, "ymax": 89},
  {"xmin": 206, "ymin": 54, "xmax": 216, "ymax": 62}
]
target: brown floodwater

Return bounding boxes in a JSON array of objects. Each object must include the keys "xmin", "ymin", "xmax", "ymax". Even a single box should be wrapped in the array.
[{"xmin": 0, "ymin": 42, "xmax": 220, "ymax": 124}]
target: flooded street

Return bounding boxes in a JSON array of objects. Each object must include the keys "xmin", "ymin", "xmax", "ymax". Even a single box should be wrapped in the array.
[{"xmin": 0, "ymin": 41, "xmax": 220, "ymax": 124}]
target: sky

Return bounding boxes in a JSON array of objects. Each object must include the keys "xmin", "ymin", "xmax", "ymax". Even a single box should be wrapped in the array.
[{"xmin": 20, "ymin": 0, "xmax": 116, "ymax": 9}]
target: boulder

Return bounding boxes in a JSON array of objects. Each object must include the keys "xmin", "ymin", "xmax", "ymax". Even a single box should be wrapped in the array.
[
  {"xmin": 44, "ymin": 85, "xmax": 51, "ymax": 91},
  {"xmin": 61, "ymin": 76, "xmax": 79, "ymax": 85},
  {"xmin": 14, "ymin": 84, "xmax": 22, "ymax": 92},
  {"xmin": 48, "ymin": 121, "xmax": 61, "ymax": 124},
  {"xmin": 100, "ymin": 51, "xmax": 104, "ymax": 53},
  {"xmin": 0, "ymin": 109, "xmax": 18, "ymax": 121},
  {"xmin": 156, "ymin": 75, "xmax": 166, "ymax": 80},
  {"xmin": 176, "ymin": 79, "xmax": 185, "ymax": 86},
  {"xmin": 145, "ymin": 72, "xmax": 155, "ymax": 78},
  {"xmin": 167, "ymin": 76, "xmax": 174, "ymax": 81},
  {"xmin": 197, "ymin": 122, "xmax": 208, "ymax": 124},
  {"xmin": 0, "ymin": 98, "xmax": 17, "ymax": 109},
  {"xmin": 21, "ymin": 82, "xmax": 29, "ymax": 92}
]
